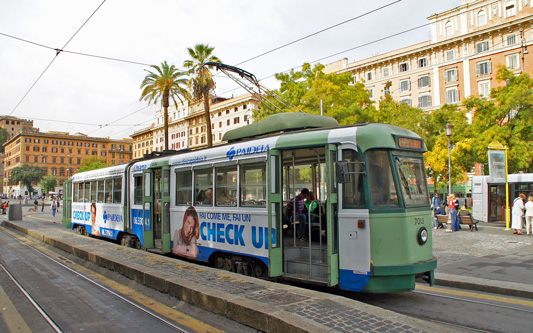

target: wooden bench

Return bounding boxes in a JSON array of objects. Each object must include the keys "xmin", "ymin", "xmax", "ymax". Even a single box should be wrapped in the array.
[
  {"xmin": 436, "ymin": 215, "xmax": 448, "ymax": 229},
  {"xmin": 435, "ymin": 214, "xmax": 478, "ymax": 231},
  {"xmin": 459, "ymin": 214, "xmax": 478, "ymax": 231}
]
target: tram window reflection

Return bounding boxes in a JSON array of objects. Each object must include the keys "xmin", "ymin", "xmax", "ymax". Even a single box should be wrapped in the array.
[
  {"xmin": 341, "ymin": 149, "xmax": 365, "ymax": 209},
  {"xmin": 240, "ymin": 162, "xmax": 266, "ymax": 207},
  {"xmin": 367, "ymin": 150, "xmax": 399, "ymax": 207}
]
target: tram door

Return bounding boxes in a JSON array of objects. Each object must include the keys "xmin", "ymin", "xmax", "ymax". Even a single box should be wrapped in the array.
[
  {"xmin": 270, "ymin": 145, "xmax": 339, "ymax": 286},
  {"xmin": 143, "ymin": 167, "xmax": 171, "ymax": 252}
]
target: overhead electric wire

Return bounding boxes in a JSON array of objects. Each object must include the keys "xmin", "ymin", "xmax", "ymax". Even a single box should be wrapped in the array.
[
  {"xmin": 232, "ymin": 0, "xmax": 402, "ymax": 67},
  {"xmin": 8, "ymin": 0, "xmax": 107, "ymax": 116},
  {"xmin": 3, "ymin": 0, "xmax": 411, "ymax": 138}
]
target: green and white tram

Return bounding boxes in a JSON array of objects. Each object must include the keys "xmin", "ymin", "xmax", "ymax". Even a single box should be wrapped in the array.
[{"xmin": 64, "ymin": 113, "xmax": 436, "ymax": 293}]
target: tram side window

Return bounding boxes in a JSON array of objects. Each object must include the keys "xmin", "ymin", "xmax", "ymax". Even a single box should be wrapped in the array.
[
  {"xmin": 90, "ymin": 181, "xmax": 96, "ymax": 203},
  {"xmin": 215, "ymin": 166, "xmax": 237, "ymax": 207},
  {"xmin": 104, "ymin": 179, "xmax": 113, "ymax": 203},
  {"xmin": 240, "ymin": 162, "xmax": 266, "ymax": 207},
  {"xmin": 341, "ymin": 150, "xmax": 366, "ymax": 209},
  {"xmin": 113, "ymin": 177, "xmax": 122, "ymax": 204},
  {"xmin": 194, "ymin": 168, "xmax": 213, "ymax": 205},
  {"xmin": 367, "ymin": 150, "xmax": 399, "ymax": 207},
  {"xmin": 175, "ymin": 170, "xmax": 192, "ymax": 205},
  {"xmin": 133, "ymin": 175, "xmax": 143, "ymax": 205},
  {"xmin": 73, "ymin": 183, "xmax": 79, "ymax": 202},
  {"xmin": 394, "ymin": 155, "xmax": 429, "ymax": 207},
  {"xmin": 97, "ymin": 180, "xmax": 105, "ymax": 203},
  {"xmin": 84, "ymin": 182, "xmax": 91, "ymax": 203}
]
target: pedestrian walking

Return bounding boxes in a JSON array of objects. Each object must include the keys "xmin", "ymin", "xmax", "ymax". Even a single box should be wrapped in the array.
[
  {"xmin": 51, "ymin": 200, "xmax": 57, "ymax": 217},
  {"xmin": 448, "ymin": 194, "xmax": 460, "ymax": 231},
  {"xmin": 431, "ymin": 192, "xmax": 441, "ymax": 212},
  {"xmin": 511, "ymin": 193, "xmax": 526, "ymax": 235},
  {"xmin": 524, "ymin": 194, "xmax": 533, "ymax": 235},
  {"xmin": 41, "ymin": 200, "xmax": 45, "ymax": 212}
]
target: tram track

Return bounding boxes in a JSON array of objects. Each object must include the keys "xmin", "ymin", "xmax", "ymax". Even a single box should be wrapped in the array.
[{"xmin": 0, "ymin": 228, "xmax": 191, "ymax": 333}]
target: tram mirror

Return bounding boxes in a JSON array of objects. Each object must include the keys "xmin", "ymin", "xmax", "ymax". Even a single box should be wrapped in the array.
[{"xmin": 335, "ymin": 161, "xmax": 351, "ymax": 183}]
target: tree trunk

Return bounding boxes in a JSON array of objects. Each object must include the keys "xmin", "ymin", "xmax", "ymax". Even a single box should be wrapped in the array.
[
  {"xmin": 204, "ymin": 93, "xmax": 212, "ymax": 147},
  {"xmin": 163, "ymin": 91, "xmax": 170, "ymax": 151}
]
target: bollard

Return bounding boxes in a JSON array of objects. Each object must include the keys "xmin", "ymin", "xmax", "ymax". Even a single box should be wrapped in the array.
[
  {"xmin": 8, "ymin": 203, "xmax": 23, "ymax": 221},
  {"xmin": 445, "ymin": 206, "xmax": 453, "ymax": 232}
]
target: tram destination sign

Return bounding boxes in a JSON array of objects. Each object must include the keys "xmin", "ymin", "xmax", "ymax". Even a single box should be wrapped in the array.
[{"xmin": 395, "ymin": 136, "xmax": 423, "ymax": 151}]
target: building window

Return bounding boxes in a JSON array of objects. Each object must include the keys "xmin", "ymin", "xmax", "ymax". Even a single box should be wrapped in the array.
[
  {"xmin": 445, "ymin": 88, "xmax": 459, "ymax": 104},
  {"xmin": 477, "ymin": 10, "xmax": 487, "ymax": 26},
  {"xmin": 418, "ymin": 95, "xmax": 431, "ymax": 108},
  {"xmin": 366, "ymin": 71, "xmax": 373, "ymax": 81},
  {"xmin": 383, "ymin": 85, "xmax": 390, "ymax": 96},
  {"xmin": 382, "ymin": 67, "xmax": 390, "ymax": 77},
  {"xmin": 506, "ymin": 54, "xmax": 520, "ymax": 69},
  {"xmin": 418, "ymin": 58, "xmax": 428, "ymax": 68},
  {"xmin": 234, "ymin": 117, "xmax": 240, "ymax": 124},
  {"xmin": 34, "ymin": 138, "xmax": 40, "ymax": 143},
  {"xmin": 399, "ymin": 62, "xmax": 409, "ymax": 72},
  {"xmin": 399, "ymin": 98, "xmax": 411, "ymax": 107},
  {"xmin": 445, "ymin": 21, "xmax": 453, "ymax": 36},
  {"xmin": 444, "ymin": 68, "xmax": 457, "ymax": 82},
  {"xmin": 505, "ymin": 1, "xmax": 516, "ymax": 17},
  {"xmin": 445, "ymin": 49, "xmax": 455, "ymax": 61},
  {"xmin": 476, "ymin": 41, "xmax": 489, "ymax": 53},
  {"xmin": 418, "ymin": 75, "xmax": 430, "ymax": 88},
  {"xmin": 476, "ymin": 61, "xmax": 491, "ymax": 76},
  {"xmin": 479, "ymin": 81, "xmax": 490, "ymax": 98},
  {"xmin": 227, "ymin": 119, "xmax": 230, "ymax": 126},
  {"xmin": 25, "ymin": 138, "xmax": 31, "ymax": 143},
  {"xmin": 399, "ymin": 80, "xmax": 410, "ymax": 92},
  {"xmin": 367, "ymin": 88, "xmax": 374, "ymax": 99},
  {"xmin": 507, "ymin": 33, "xmax": 517, "ymax": 46}
]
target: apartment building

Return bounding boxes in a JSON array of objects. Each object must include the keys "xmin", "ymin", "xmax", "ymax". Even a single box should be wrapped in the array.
[
  {"xmin": 131, "ymin": 93, "xmax": 260, "ymax": 157},
  {"xmin": 324, "ymin": 0, "xmax": 532, "ymax": 112},
  {"xmin": 3, "ymin": 131, "xmax": 132, "ymax": 196}
]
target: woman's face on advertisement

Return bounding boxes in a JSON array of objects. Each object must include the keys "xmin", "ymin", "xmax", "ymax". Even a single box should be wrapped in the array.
[
  {"xmin": 184, "ymin": 215, "xmax": 195, "ymax": 237},
  {"xmin": 91, "ymin": 206, "xmax": 96, "ymax": 222}
]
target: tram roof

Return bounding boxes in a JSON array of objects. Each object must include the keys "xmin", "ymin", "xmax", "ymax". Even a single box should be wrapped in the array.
[{"xmin": 222, "ymin": 112, "xmax": 339, "ymax": 142}]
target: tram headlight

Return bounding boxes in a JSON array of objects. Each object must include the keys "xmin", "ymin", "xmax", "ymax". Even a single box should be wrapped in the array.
[{"xmin": 417, "ymin": 227, "xmax": 428, "ymax": 245}]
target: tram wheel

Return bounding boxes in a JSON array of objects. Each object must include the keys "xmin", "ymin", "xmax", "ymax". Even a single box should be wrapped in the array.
[
  {"xmin": 252, "ymin": 261, "xmax": 267, "ymax": 278},
  {"xmin": 120, "ymin": 235, "xmax": 131, "ymax": 247},
  {"xmin": 214, "ymin": 255, "xmax": 226, "ymax": 269}
]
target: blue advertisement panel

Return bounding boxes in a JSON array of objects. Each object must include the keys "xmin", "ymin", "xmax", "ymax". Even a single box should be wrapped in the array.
[
  {"xmin": 170, "ymin": 206, "xmax": 274, "ymax": 262},
  {"xmin": 131, "ymin": 209, "xmax": 144, "ymax": 246},
  {"xmin": 71, "ymin": 203, "xmax": 124, "ymax": 239}
]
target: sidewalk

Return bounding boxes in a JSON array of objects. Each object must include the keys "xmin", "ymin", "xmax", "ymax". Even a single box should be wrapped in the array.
[{"xmin": 433, "ymin": 222, "xmax": 533, "ymax": 298}]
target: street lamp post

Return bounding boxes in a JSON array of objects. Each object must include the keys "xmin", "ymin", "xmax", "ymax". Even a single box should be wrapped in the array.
[
  {"xmin": 446, "ymin": 121, "xmax": 454, "ymax": 196},
  {"xmin": 445, "ymin": 121, "xmax": 454, "ymax": 232}
]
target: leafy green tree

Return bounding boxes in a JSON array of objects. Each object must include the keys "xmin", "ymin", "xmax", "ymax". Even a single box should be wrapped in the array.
[
  {"xmin": 41, "ymin": 175, "xmax": 57, "ymax": 194},
  {"xmin": 76, "ymin": 157, "xmax": 107, "ymax": 173},
  {"xmin": 0, "ymin": 128, "xmax": 8, "ymax": 153},
  {"xmin": 184, "ymin": 44, "xmax": 221, "ymax": 147},
  {"xmin": 10, "ymin": 164, "xmax": 46, "ymax": 195},
  {"xmin": 140, "ymin": 61, "xmax": 190, "ymax": 151},
  {"xmin": 273, "ymin": 63, "xmax": 374, "ymax": 124},
  {"xmin": 464, "ymin": 67, "xmax": 533, "ymax": 174}
]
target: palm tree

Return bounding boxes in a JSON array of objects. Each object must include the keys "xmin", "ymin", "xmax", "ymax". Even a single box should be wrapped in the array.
[
  {"xmin": 183, "ymin": 44, "xmax": 221, "ymax": 147},
  {"xmin": 140, "ymin": 61, "xmax": 190, "ymax": 151}
]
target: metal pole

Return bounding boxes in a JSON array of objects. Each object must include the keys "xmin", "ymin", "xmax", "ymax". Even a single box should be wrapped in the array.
[
  {"xmin": 448, "ymin": 137, "xmax": 452, "ymax": 196},
  {"xmin": 505, "ymin": 146, "xmax": 510, "ymax": 230}
]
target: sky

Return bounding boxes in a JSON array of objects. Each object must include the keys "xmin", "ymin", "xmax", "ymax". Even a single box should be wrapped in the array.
[{"xmin": 0, "ymin": 0, "xmax": 459, "ymax": 139}]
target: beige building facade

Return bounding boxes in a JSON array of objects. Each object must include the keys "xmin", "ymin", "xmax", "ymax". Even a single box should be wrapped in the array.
[
  {"xmin": 131, "ymin": 93, "xmax": 260, "ymax": 158},
  {"xmin": 3, "ymin": 131, "xmax": 132, "ymax": 196},
  {"xmin": 325, "ymin": 0, "xmax": 532, "ymax": 113}
]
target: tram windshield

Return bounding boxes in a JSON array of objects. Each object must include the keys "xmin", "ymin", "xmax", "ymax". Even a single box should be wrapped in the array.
[{"xmin": 394, "ymin": 155, "xmax": 429, "ymax": 207}]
